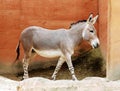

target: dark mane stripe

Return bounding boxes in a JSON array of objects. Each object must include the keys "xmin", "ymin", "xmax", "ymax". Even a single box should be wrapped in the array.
[{"xmin": 69, "ymin": 20, "xmax": 87, "ymax": 28}]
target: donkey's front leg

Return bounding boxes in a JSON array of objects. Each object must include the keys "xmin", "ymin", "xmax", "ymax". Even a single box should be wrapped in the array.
[
  {"xmin": 22, "ymin": 56, "xmax": 30, "ymax": 80},
  {"xmin": 51, "ymin": 57, "xmax": 65, "ymax": 80},
  {"xmin": 65, "ymin": 53, "xmax": 77, "ymax": 81}
]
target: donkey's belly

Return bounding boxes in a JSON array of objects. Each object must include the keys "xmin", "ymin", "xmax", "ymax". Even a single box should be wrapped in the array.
[{"xmin": 34, "ymin": 49, "xmax": 62, "ymax": 58}]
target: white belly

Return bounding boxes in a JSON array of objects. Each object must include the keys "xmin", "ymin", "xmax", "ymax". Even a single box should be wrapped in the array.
[{"xmin": 34, "ymin": 49, "xmax": 62, "ymax": 58}]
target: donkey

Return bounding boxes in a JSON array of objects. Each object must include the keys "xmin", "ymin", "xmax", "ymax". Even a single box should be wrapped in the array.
[{"xmin": 15, "ymin": 14, "xmax": 99, "ymax": 80}]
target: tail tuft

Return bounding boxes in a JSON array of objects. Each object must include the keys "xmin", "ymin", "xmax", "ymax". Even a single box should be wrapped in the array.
[{"xmin": 14, "ymin": 41, "xmax": 20, "ymax": 64}]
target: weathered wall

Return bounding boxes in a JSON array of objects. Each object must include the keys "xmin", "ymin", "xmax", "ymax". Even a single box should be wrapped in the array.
[
  {"xmin": 107, "ymin": 0, "xmax": 120, "ymax": 80},
  {"xmin": 0, "ymin": 0, "xmax": 98, "ymax": 62}
]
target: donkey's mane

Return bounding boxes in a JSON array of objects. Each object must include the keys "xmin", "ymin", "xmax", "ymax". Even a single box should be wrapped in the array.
[{"xmin": 69, "ymin": 20, "xmax": 86, "ymax": 28}]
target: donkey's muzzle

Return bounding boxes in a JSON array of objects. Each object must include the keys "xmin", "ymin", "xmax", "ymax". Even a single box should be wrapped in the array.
[
  {"xmin": 91, "ymin": 38, "xmax": 100, "ymax": 49},
  {"xmin": 93, "ymin": 43, "xmax": 99, "ymax": 48}
]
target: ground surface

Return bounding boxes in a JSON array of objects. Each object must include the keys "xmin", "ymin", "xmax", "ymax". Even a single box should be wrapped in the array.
[{"xmin": 1, "ymin": 76, "xmax": 120, "ymax": 91}]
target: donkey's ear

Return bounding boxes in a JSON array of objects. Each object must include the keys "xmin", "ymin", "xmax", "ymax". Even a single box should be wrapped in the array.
[
  {"xmin": 87, "ymin": 14, "xmax": 93, "ymax": 22},
  {"xmin": 90, "ymin": 15, "xmax": 99, "ymax": 24}
]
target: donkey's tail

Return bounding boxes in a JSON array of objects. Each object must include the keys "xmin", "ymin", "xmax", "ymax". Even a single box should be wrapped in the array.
[{"xmin": 13, "ymin": 41, "xmax": 20, "ymax": 64}]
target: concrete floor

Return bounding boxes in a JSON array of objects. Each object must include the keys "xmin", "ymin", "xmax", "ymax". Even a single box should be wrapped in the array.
[{"xmin": 1, "ymin": 76, "xmax": 120, "ymax": 91}]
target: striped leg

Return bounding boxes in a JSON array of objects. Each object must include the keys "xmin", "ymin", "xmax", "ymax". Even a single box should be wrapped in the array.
[
  {"xmin": 22, "ymin": 56, "xmax": 30, "ymax": 79},
  {"xmin": 65, "ymin": 53, "xmax": 77, "ymax": 81},
  {"xmin": 69, "ymin": 66, "xmax": 77, "ymax": 80},
  {"xmin": 22, "ymin": 50, "xmax": 36, "ymax": 80},
  {"xmin": 51, "ymin": 57, "xmax": 65, "ymax": 80}
]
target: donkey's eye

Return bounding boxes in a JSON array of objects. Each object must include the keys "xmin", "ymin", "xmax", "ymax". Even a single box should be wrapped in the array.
[{"xmin": 90, "ymin": 30, "xmax": 94, "ymax": 33}]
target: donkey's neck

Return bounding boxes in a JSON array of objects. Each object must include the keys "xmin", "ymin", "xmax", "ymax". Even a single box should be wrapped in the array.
[{"xmin": 68, "ymin": 22, "xmax": 86, "ymax": 47}]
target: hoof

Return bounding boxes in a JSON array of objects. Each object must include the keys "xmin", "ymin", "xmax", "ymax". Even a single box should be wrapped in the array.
[
  {"xmin": 72, "ymin": 78, "xmax": 78, "ymax": 81},
  {"xmin": 21, "ymin": 77, "xmax": 24, "ymax": 81},
  {"xmin": 22, "ymin": 76, "xmax": 29, "ymax": 81},
  {"xmin": 50, "ymin": 76, "xmax": 56, "ymax": 81},
  {"xmin": 72, "ymin": 75, "xmax": 78, "ymax": 81}
]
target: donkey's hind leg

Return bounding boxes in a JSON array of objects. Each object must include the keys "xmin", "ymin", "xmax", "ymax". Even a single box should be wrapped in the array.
[
  {"xmin": 51, "ymin": 57, "xmax": 65, "ymax": 80},
  {"xmin": 22, "ymin": 52, "xmax": 31, "ymax": 80},
  {"xmin": 22, "ymin": 49, "xmax": 37, "ymax": 80}
]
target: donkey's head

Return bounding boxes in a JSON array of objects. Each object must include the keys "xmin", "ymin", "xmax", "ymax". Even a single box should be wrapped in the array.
[{"xmin": 82, "ymin": 14, "xmax": 100, "ymax": 48}]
